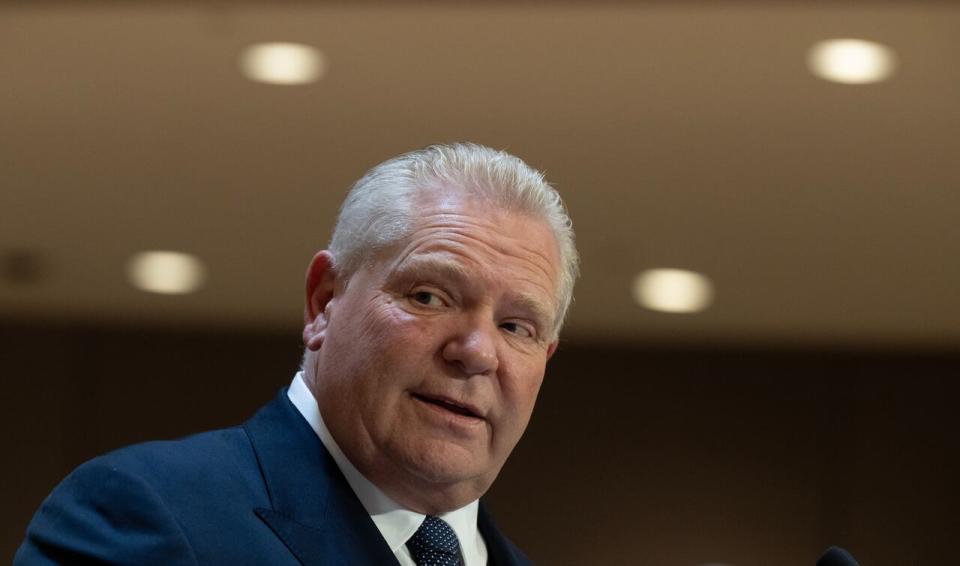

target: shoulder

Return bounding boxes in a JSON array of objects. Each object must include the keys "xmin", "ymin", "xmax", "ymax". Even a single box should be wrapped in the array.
[
  {"xmin": 101, "ymin": 426, "xmax": 256, "ymax": 486},
  {"xmin": 15, "ymin": 443, "xmax": 205, "ymax": 565},
  {"xmin": 15, "ymin": 426, "xmax": 266, "ymax": 565}
]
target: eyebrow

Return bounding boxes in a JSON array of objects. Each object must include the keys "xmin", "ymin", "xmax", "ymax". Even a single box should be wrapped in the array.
[
  {"xmin": 509, "ymin": 293, "xmax": 556, "ymax": 335},
  {"xmin": 393, "ymin": 255, "xmax": 471, "ymax": 286},
  {"xmin": 394, "ymin": 254, "xmax": 556, "ymax": 331}
]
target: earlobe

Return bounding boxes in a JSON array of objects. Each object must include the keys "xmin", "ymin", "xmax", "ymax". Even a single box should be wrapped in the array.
[
  {"xmin": 304, "ymin": 321, "xmax": 326, "ymax": 351},
  {"xmin": 303, "ymin": 251, "xmax": 338, "ymax": 351}
]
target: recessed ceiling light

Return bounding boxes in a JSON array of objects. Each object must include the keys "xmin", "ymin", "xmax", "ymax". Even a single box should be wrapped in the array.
[
  {"xmin": 632, "ymin": 268, "xmax": 714, "ymax": 313},
  {"xmin": 127, "ymin": 251, "xmax": 206, "ymax": 295},
  {"xmin": 239, "ymin": 42, "xmax": 326, "ymax": 85},
  {"xmin": 807, "ymin": 38, "xmax": 896, "ymax": 84}
]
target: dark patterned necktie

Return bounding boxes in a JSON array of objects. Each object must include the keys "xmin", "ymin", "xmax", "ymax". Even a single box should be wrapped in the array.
[{"xmin": 405, "ymin": 516, "xmax": 464, "ymax": 566}]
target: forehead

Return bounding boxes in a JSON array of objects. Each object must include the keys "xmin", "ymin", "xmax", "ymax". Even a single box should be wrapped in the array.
[{"xmin": 389, "ymin": 190, "xmax": 561, "ymax": 311}]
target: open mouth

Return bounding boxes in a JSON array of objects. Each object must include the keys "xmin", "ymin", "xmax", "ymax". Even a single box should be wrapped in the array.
[{"xmin": 412, "ymin": 393, "xmax": 482, "ymax": 420}]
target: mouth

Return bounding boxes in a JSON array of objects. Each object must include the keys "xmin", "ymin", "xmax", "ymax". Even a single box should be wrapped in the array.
[{"xmin": 412, "ymin": 393, "xmax": 484, "ymax": 420}]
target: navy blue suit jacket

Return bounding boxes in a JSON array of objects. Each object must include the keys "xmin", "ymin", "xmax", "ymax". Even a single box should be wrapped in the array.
[{"xmin": 15, "ymin": 389, "xmax": 533, "ymax": 565}]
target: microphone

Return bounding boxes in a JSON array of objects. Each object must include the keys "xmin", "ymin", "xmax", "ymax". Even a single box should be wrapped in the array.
[{"xmin": 816, "ymin": 546, "xmax": 860, "ymax": 566}]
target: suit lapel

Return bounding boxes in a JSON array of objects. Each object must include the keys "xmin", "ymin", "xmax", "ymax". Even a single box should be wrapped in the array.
[{"xmin": 244, "ymin": 390, "xmax": 400, "ymax": 566}]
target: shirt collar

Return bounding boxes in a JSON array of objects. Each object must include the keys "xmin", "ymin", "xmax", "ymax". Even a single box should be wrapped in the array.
[{"xmin": 287, "ymin": 372, "xmax": 483, "ymax": 558}]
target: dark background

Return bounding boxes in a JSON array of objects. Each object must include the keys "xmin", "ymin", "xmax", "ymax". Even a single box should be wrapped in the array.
[{"xmin": 5, "ymin": 321, "xmax": 956, "ymax": 566}]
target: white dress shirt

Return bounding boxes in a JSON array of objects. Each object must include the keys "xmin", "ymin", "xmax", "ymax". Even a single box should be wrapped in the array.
[{"xmin": 288, "ymin": 372, "xmax": 488, "ymax": 565}]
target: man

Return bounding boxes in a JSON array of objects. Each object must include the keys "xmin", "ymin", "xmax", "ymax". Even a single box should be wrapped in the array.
[{"xmin": 16, "ymin": 143, "xmax": 579, "ymax": 565}]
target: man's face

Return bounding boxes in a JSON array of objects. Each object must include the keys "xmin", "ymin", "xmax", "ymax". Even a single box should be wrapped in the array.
[{"xmin": 303, "ymin": 187, "xmax": 560, "ymax": 513}]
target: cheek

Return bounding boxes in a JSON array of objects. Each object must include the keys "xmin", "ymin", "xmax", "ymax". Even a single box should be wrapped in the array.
[
  {"xmin": 501, "ymin": 363, "xmax": 546, "ymax": 418},
  {"xmin": 347, "ymin": 298, "xmax": 409, "ymax": 348},
  {"xmin": 347, "ymin": 303, "xmax": 438, "ymax": 387}
]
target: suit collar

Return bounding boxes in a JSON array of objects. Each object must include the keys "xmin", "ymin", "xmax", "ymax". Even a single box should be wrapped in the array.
[
  {"xmin": 244, "ymin": 388, "xmax": 530, "ymax": 566},
  {"xmin": 244, "ymin": 388, "xmax": 399, "ymax": 566},
  {"xmin": 288, "ymin": 372, "xmax": 487, "ymax": 561}
]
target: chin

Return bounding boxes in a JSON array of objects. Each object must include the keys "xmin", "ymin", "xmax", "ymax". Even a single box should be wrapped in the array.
[
  {"xmin": 405, "ymin": 450, "xmax": 484, "ymax": 484},
  {"xmin": 401, "ymin": 450, "xmax": 489, "ymax": 487},
  {"xmin": 384, "ymin": 449, "xmax": 506, "ymax": 514}
]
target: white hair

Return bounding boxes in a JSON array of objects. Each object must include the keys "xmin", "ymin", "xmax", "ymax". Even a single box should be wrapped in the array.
[{"xmin": 329, "ymin": 142, "xmax": 579, "ymax": 337}]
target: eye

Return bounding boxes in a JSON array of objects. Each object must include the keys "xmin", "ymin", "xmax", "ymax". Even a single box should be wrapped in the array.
[
  {"xmin": 500, "ymin": 321, "xmax": 534, "ymax": 338},
  {"xmin": 411, "ymin": 290, "xmax": 444, "ymax": 307}
]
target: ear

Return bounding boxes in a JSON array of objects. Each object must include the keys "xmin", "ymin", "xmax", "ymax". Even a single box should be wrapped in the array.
[
  {"xmin": 546, "ymin": 340, "xmax": 559, "ymax": 361},
  {"xmin": 303, "ymin": 251, "xmax": 338, "ymax": 352}
]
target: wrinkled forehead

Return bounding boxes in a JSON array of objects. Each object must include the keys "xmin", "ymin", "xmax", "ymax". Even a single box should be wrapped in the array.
[{"xmin": 402, "ymin": 187, "xmax": 563, "ymax": 314}]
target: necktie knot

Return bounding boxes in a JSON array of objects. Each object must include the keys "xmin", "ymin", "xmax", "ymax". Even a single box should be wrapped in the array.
[{"xmin": 406, "ymin": 516, "xmax": 463, "ymax": 565}]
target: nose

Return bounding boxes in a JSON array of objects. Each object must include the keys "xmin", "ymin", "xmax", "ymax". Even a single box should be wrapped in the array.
[{"xmin": 442, "ymin": 319, "xmax": 500, "ymax": 377}]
